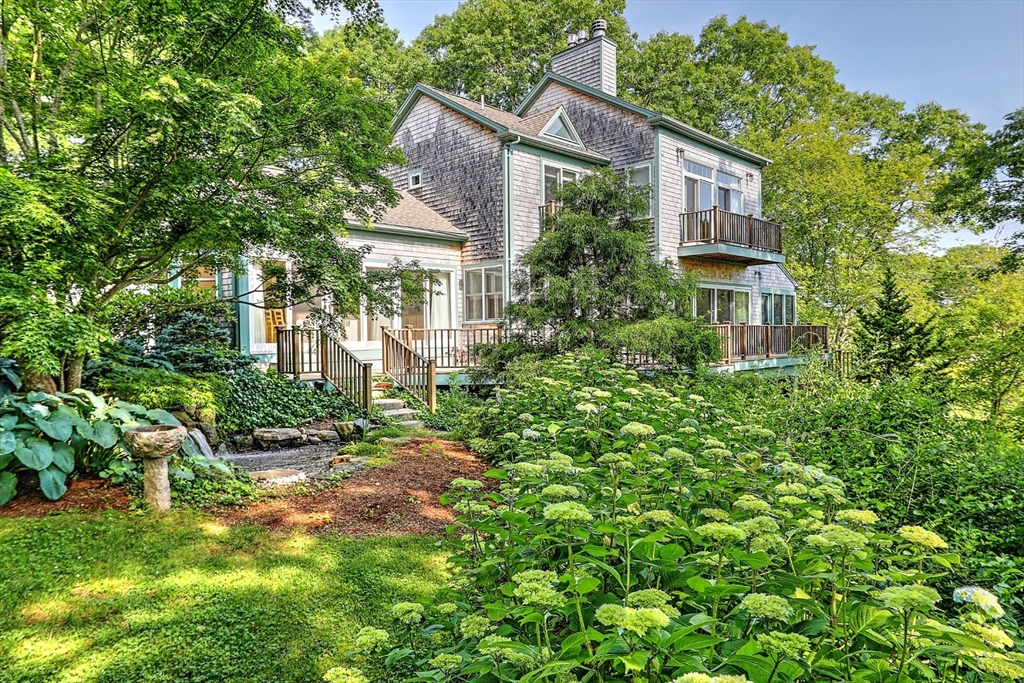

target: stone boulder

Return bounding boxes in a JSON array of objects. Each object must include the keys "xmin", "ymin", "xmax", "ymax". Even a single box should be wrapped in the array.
[{"xmin": 252, "ymin": 428, "xmax": 302, "ymax": 449}]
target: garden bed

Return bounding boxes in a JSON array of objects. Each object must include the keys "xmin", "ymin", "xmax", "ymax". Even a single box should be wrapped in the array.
[
  {"xmin": 215, "ymin": 438, "xmax": 490, "ymax": 536},
  {"xmin": 0, "ymin": 475, "xmax": 133, "ymax": 517}
]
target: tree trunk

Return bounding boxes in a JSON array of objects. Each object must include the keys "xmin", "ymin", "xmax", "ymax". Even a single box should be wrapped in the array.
[
  {"xmin": 21, "ymin": 368, "xmax": 57, "ymax": 394},
  {"xmin": 65, "ymin": 356, "xmax": 84, "ymax": 392}
]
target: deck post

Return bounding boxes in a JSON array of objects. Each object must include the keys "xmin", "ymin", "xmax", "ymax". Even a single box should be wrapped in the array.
[
  {"xmin": 362, "ymin": 362, "xmax": 374, "ymax": 413},
  {"xmin": 765, "ymin": 324, "xmax": 772, "ymax": 358},
  {"xmin": 291, "ymin": 329, "xmax": 301, "ymax": 380},
  {"xmin": 427, "ymin": 361, "xmax": 437, "ymax": 413},
  {"xmin": 319, "ymin": 329, "xmax": 328, "ymax": 379},
  {"xmin": 740, "ymin": 324, "xmax": 747, "ymax": 360}
]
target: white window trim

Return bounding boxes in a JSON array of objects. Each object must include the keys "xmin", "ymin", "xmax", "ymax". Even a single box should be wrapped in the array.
[
  {"xmin": 463, "ymin": 265, "xmax": 504, "ymax": 323},
  {"xmin": 682, "ymin": 157, "xmax": 715, "ymax": 213},
  {"xmin": 627, "ymin": 162, "xmax": 654, "ymax": 218},
  {"xmin": 408, "ymin": 168, "xmax": 424, "ymax": 189},
  {"xmin": 541, "ymin": 163, "xmax": 585, "ymax": 206},
  {"xmin": 539, "ymin": 107, "xmax": 584, "ymax": 147}
]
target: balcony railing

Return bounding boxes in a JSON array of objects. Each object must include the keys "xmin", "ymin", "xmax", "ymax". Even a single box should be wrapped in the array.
[
  {"xmin": 712, "ymin": 324, "xmax": 829, "ymax": 363},
  {"xmin": 680, "ymin": 207, "xmax": 783, "ymax": 253}
]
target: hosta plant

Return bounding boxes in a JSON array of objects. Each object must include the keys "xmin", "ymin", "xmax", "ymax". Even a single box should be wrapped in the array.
[
  {"xmin": 0, "ymin": 388, "xmax": 197, "ymax": 503},
  {"xmin": 343, "ymin": 352, "xmax": 1022, "ymax": 683}
]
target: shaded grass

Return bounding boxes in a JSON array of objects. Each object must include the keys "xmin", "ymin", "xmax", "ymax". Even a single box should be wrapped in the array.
[{"xmin": 0, "ymin": 511, "xmax": 444, "ymax": 683}]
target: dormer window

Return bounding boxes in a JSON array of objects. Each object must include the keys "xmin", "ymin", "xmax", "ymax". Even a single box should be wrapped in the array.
[
  {"xmin": 540, "ymin": 110, "xmax": 582, "ymax": 146},
  {"xmin": 408, "ymin": 169, "xmax": 423, "ymax": 189}
]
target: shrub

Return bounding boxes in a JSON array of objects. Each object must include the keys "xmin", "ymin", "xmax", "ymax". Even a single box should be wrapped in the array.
[
  {"xmin": 94, "ymin": 367, "xmax": 228, "ymax": 424},
  {"xmin": 0, "ymin": 389, "xmax": 184, "ymax": 503},
  {"xmin": 423, "ymin": 375, "xmax": 483, "ymax": 432},
  {"xmin": 351, "ymin": 352, "xmax": 1021, "ymax": 683},
  {"xmin": 220, "ymin": 368, "xmax": 358, "ymax": 433}
]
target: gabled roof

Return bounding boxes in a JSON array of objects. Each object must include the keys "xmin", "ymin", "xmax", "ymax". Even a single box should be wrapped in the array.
[
  {"xmin": 347, "ymin": 191, "xmax": 466, "ymax": 242},
  {"xmin": 393, "ymin": 84, "xmax": 610, "ymax": 165},
  {"xmin": 514, "ymin": 72, "xmax": 772, "ymax": 168}
]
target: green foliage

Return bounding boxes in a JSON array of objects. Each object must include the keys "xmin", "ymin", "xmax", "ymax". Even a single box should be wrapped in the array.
[
  {"xmin": 853, "ymin": 268, "xmax": 946, "ymax": 381},
  {"xmin": 357, "ymin": 352, "xmax": 1021, "ymax": 682},
  {"xmin": 126, "ymin": 463, "xmax": 259, "ymax": 508},
  {"xmin": 220, "ymin": 368, "xmax": 358, "ymax": 433},
  {"xmin": 498, "ymin": 169, "xmax": 715, "ymax": 371},
  {"xmin": 94, "ymin": 368, "xmax": 229, "ymax": 425},
  {"xmin": 0, "ymin": 0, "xmax": 406, "ymax": 390},
  {"xmin": 0, "ymin": 389, "xmax": 183, "ymax": 504},
  {"xmin": 423, "ymin": 378, "xmax": 483, "ymax": 432},
  {"xmin": 415, "ymin": 0, "xmax": 629, "ymax": 110},
  {"xmin": 0, "ymin": 514, "xmax": 443, "ymax": 682}
]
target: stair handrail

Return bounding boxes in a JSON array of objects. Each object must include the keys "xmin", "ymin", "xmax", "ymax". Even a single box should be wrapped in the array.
[
  {"xmin": 381, "ymin": 328, "xmax": 436, "ymax": 412},
  {"xmin": 320, "ymin": 332, "xmax": 374, "ymax": 413}
]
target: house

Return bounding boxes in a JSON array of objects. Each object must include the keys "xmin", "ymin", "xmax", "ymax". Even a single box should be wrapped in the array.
[{"xmin": 226, "ymin": 19, "xmax": 827, "ymax": 408}]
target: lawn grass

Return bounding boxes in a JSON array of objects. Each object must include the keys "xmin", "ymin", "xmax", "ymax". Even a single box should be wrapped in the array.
[{"xmin": 0, "ymin": 511, "xmax": 445, "ymax": 683}]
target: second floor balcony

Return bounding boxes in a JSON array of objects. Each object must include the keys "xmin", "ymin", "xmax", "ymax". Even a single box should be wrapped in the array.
[{"xmin": 679, "ymin": 207, "xmax": 785, "ymax": 265}]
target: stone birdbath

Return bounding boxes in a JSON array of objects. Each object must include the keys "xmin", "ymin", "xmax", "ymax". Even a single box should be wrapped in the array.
[{"xmin": 123, "ymin": 425, "xmax": 188, "ymax": 512}]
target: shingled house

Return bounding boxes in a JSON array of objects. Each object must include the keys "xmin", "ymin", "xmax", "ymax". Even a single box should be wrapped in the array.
[{"xmin": 227, "ymin": 20, "xmax": 826, "ymax": 408}]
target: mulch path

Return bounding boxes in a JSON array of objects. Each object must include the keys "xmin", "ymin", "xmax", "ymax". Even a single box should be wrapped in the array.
[
  {"xmin": 215, "ymin": 438, "xmax": 491, "ymax": 536},
  {"xmin": 0, "ymin": 475, "xmax": 133, "ymax": 518},
  {"xmin": 0, "ymin": 438, "xmax": 492, "ymax": 536}
]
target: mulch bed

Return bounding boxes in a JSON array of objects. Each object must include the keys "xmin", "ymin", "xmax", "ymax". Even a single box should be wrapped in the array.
[
  {"xmin": 214, "ymin": 438, "xmax": 491, "ymax": 536},
  {"xmin": 0, "ymin": 475, "xmax": 133, "ymax": 518},
  {"xmin": 0, "ymin": 438, "xmax": 492, "ymax": 536}
]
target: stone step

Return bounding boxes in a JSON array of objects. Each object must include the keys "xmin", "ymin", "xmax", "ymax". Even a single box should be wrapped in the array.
[
  {"xmin": 373, "ymin": 398, "xmax": 405, "ymax": 411},
  {"xmin": 249, "ymin": 468, "xmax": 306, "ymax": 486},
  {"xmin": 397, "ymin": 420, "xmax": 425, "ymax": 429},
  {"xmin": 383, "ymin": 407, "xmax": 418, "ymax": 420}
]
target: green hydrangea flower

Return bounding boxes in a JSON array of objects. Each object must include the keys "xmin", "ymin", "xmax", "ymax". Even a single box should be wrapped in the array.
[
  {"xmin": 575, "ymin": 402, "xmax": 599, "ymax": 414},
  {"xmin": 664, "ymin": 447, "xmax": 694, "ymax": 464},
  {"xmin": 671, "ymin": 674, "xmax": 711, "ymax": 683},
  {"xmin": 478, "ymin": 635, "xmax": 537, "ymax": 669},
  {"xmin": 757, "ymin": 631, "xmax": 810, "ymax": 660},
  {"xmin": 620, "ymin": 422, "xmax": 656, "ymax": 438},
  {"xmin": 323, "ymin": 667, "xmax": 368, "ymax": 683},
  {"xmin": 777, "ymin": 495, "xmax": 807, "ymax": 506},
  {"xmin": 879, "ymin": 584, "xmax": 941, "ymax": 613},
  {"xmin": 695, "ymin": 522, "xmax": 748, "ymax": 545},
  {"xmin": 458, "ymin": 614, "xmax": 492, "ymax": 639},
  {"xmin": 701, "ymin": 508, "xmax": 731, "ymax": 522},
  {"xmin": 449, "ymin": 478, "xmax": 483, "ymax": 491},
  {"xmin": 392, "ymin": 602, "xmax": 425, "ymax": 624},
  {"xmin": 975, "ymin": 655, "xmax": 1024, "ymax": 679},
  {"xmin": 435, "ymin": 602, "xmax": 458, "ymax": 616},
  {"xmin": 953, "ymin": 586, "xmax": 1006, "ymax": 618},
  {"xmin": 835, "ymin": 509, "xmax": 879, "ymax": 526},
  {"xmin": 639, "ymin": 510, "xmax": 675, "ymax": 526},
  {"xmin": 808, "ymin": 483, "xmax": 846, "ymax": 502},
  {"xmin": 353, "ymin": 626, "xmax": 389, "ymax": 652},
  {"xmin": 805, "ymin": 525, "xmax": 869, "ymax": 551},
  {"xmin": 428, "ymin": 653, "xmax": 463, "ymax": 672},
  {"xmin": 740, "ymin": 593, "xmax": 794, "ymax": 620},
  {"xmin": 627, "ymin": 588, "xmax": 672, "ymax": 608},
  {"xmin": 541, "ymin": 484, "xmax": 580, "ymax": 500},
  {"xmin": 543, "ymin": 501, "xmax": 593, "ymax": 525},
  {"xmin": 965, "ymin": 622, "xmax": 1015, "ymax": 649},
  {"xmin": 734, "ymin": 495, "xmax": 772, "ymax": 514},
  {"xmin": 774, "ymin": 482, "xmax": 809, "ymax": 496},
  {"xmin": 898, "ymin": 525, "xmax": 948, "ymax": 550},
  {"xmin": 736, "ymin": 515, "xmax": 780, "ymax": 536}
]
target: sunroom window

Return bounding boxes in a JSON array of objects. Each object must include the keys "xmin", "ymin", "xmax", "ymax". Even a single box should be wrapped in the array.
[{"xmin": 465, "ymin": 266, "xmax": 504, "ymax": 322}]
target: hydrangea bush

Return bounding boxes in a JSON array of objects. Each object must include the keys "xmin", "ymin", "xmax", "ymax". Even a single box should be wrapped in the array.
[{"xmin": 340, "ymin": 353, "xmax": 1022, "ymax": 682}]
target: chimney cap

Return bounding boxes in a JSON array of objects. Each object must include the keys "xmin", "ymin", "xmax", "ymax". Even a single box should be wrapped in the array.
[
  {"xmin": 567, "ymin": 32, "xmax": 578, "ymax": 46},
  {"xmin": 591, "ymin": 18, "xmax": 607, "ymax": 37}
]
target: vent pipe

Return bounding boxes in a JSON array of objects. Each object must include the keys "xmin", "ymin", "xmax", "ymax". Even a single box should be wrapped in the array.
[{"xmin": 591, "ymin": 19, "xmax": 607, "ymax": 38}]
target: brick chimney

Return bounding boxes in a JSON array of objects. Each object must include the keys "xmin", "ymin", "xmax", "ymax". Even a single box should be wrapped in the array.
[{"xmin": 550, "ymin": 19, "xmax": 617, "ymax": 96}]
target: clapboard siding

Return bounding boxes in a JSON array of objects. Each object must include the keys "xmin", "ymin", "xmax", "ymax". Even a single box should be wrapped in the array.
[
  {"xmin": 388, "ymin": 97, "xmax": 504, "ymax": 264},
  {"xmin": 522, "ymin": 82, "xmax": 653, "ymax": 170}
]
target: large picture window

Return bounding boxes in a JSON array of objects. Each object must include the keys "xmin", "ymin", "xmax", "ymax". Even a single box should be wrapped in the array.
[
  {"xmin": 694, "ymin": 286, "xmax": 750, "ymax": 324},
  {"xmin": 465, "ymin": 266, "xmax": 504, "ymax": 322}
]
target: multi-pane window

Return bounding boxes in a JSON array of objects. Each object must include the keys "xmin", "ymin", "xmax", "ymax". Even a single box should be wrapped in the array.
[
  {"xmin": 695, "ymin": 287, "xmax": 750, "ymax": 324},
  {"xmin": 684, "ymin": 161, "xmax": 714, "ymax": 213},
  {"xmin": 760, "ymin": 293, "xmax": 796, "ymax": 324},
  {"xmin": 717, "ymin": 172, "xmax": 744, "ymax": 213},
  {"xmin": 629, "ymin": 164, "xmax": 653, "ymax": 218},
  {"xmin": 465, "ymin": 266, "xmax": 504, "ymax": 322},
  {"xmin": 186, "ymin": 266, "xmax": 218, "ymax": 291},
  {"xmin": 543, "ymin": 165, "xmax": 579, "ymax": 205}
]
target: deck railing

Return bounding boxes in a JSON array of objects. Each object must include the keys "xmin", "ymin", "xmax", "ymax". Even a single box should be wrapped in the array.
[
  {"xmin": 389, "ymin": 327, "xmax": 503, "ymax": 370},
  {"xmin": 680, "ymin": 207, "xmax": 783, "ymax": 253},
  {"xmin": 382, "ymin": 328, "xmax": 437, "ymax": 412},
  {"xmin": 711, "ymin": 324, "xmax": 829, "ymax": 362},
  {"xmin": 276, "ymin": 327, "xmax": 373, "ymax": 412}
]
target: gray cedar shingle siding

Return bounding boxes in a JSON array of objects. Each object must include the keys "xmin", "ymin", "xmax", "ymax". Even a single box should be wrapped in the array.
[
  {"xmin": 550, "ymin": 37, "xmax": 618, "ymax": 96},
  {"xmin": 522, "ymin": 82, "xmax": 653, "ymax": 171},
  {"xmin": 388, "ymin": 97, "xmax": 505, "ymax": 264}
]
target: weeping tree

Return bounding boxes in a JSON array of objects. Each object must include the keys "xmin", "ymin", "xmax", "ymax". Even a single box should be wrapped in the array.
[
  {"xmin": 0, "ymin": 0, "xmax": 424, "ymax": 392},
  {"xmin": 496, "ymin": 168, "xmax": 720, "ymax": 369}
]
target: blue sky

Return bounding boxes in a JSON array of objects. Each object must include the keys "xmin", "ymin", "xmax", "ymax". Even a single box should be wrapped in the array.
[{"xmin": 312, "ymin": 0, "xmax": 1024, "ymax": 249}]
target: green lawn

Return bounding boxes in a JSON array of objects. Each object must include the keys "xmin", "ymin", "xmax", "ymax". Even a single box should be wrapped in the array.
[{"xmin": 0, "ymin": 511, "xmax": 445, "ymax": 683}]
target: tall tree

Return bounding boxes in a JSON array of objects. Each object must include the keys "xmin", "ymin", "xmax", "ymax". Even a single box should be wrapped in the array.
[
  {"xmin": 853, "ymin": 268, "xmax": 946, "ymax": 381},
  {"xmin": 414, "ymin": 0, "xmax": 629, "ymax": 110},
  {"xmin": 504, "ymin": 169, "xmax": 720, "ymax": 368},
  {"xmin": 0, "ymin": 0, "xmax": 415, "ymax": 391}
]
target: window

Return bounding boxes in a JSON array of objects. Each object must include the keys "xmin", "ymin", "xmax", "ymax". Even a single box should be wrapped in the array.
[
  {"xmin": 465, "ymin": 266, "xmax": 503, "ymax": 322},
  {"xmin": 683, "ymin": 160, "xmax": 714, "ymax": 213},
  {"xmin": 408, "ymin": 169, "xmax": 423, "ymax": 189},
  {"xmin": 542, "ymin": 165, "xmax": 579, "ymax": 206},
  {"xmin": 694, "ymin": 286, "xmax": 751, "ymax": 323},
  {"xmin": 542, "ymin": 112, "xmax": 581, "ymax": 145},
  {"xmin": 760, "ymin": 293, "xmax": 797, "ymax": 324},
  {"xmin": 717, "ymin": 171, "xmax": 743, "ymax": 213},
  {"xmin": 629, "ymin": 164, "xmax": 653, "ymax": 218},
  {"xmin": 185, "ymin": 266, "xmax": 218, "ymax": 291}
]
